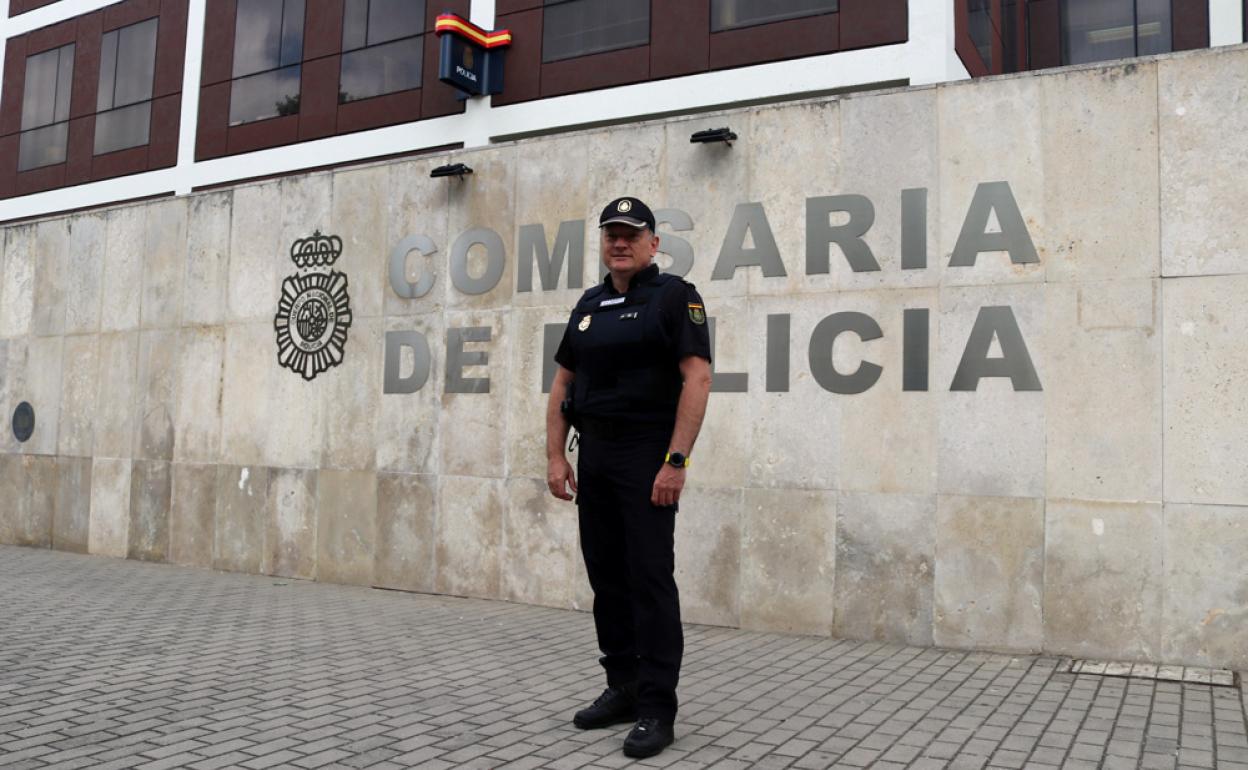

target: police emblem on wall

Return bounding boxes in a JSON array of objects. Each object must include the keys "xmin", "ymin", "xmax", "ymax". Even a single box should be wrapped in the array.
[{"xmin": 274, "ymin": 230, "xmax": 353, "ymax": 380}]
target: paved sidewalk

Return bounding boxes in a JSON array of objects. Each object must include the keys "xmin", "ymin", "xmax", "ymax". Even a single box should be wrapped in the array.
[{"xmin": 1, "ymin": 545, "xmax": 1245, "ymax": 770}]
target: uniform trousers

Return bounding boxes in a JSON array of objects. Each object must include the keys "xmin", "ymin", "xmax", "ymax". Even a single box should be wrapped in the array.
[{"xmin": 576, "ymin": 424, "xmax": 683, "ymax": 723}]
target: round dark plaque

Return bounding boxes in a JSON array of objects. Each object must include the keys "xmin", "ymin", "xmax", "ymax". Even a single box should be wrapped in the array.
[{"xmin": 12, "ymin": 402, "xmax": 34, "ymax": 443}]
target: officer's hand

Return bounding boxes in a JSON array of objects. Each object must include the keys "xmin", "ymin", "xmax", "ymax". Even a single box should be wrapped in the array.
[
  {"xmin": 651, "ymin": 465, "xmax": 685, "ymax": 508},
  {"xmin": 547, "ymin": 456, "xmax": 578, "ymax": 501}
]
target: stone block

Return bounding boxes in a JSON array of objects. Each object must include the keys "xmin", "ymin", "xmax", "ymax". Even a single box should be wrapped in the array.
[
  {"xmin": 1043, "ymin": 499, "xmax": 1163, "ymax": 662},
  {"xmin": 937, "ymin": 76, "xmax": 1046, "ymax": 287},
  {"xmin": 384, "ymin": 157, "xmax": 451, "ymax": 316},
  {"xmin": 128, "ymin": 459, "xmax": 171, "ymax": 562},
  {"xmin": 831, "ymin": 87, "xmax": 940, "ymax": 291},
  {"xmin": 1045, "ymin": 280, "xmax": 1161, "ymax": 501},
  {"xmin": 1158, "ymin": 47, "xmax": 1248, "ymax": 277},
  {"xmin": 32, "ymin": 218, "xmax": 69, "ymax": 336},
  {"xmin": 265, "ymin": 322, "xmax": 326, "ymax": 468},
  {"xmin": 586, "ymin": 122, "xmax": 664, "ymax": 223},
  {"xmin": 745, "ymin": 99, "xmax": 844, "ymax": 296},
  {"xmin": 101, "ymin": 205, "xmax": 145, "ymax": 331},
  {"xmin": 20, "ymin": 336, "xmax": 63, "ymax": 456},
  {"xmin": 439, "ymin": 310, "xmax": 507, "ymax": 477},
  {"xmin": 184, "ymin": 191, "xmax": 232, "ymax": 326},
  {"xmin": 375, "ymin": 471, "xmax": 437, "ymax": 593},
  {"xmin": 377, "ymin": 314, "xmax": 442, "ymax": 475},
  {"xmin": 936, "ymin": 283, "xmax": 1045, "ymax": 498},
  {"xmin": 934, "ymin": 495, "xmax": 1044, "ymax": 652},
  {"xmin": 689, "ymin": 295, "xmax": 749, "ymax": 489},
  {"xmin": 320, "ymin": 317, "xmax": 380, "ymax": 470},
  {"xmin": 264, "ymin": 467, "xmax": 317, "ymax": 579},
  {"xmin": 446, "ymin": 145, "xmax": 515, "ymax": 310},
  {"xmin": 93, "ymin": 332, "xmax": 139, "ymax": 458},
  {"xmin": 512, "ymin": 133, "xmax": 590, "ymax": 309},
  {"xmin": 89, "ymin": 457, "xmax": 132, "ymax": 557},
  {"xmin": 740, "ymin": 488, "xmax": 836, "ymax": 635},
  {"xmin": 0, "ymin": 454, "xmax": 54, "ymax": 547},
  {"xmin": 675, "ymin": 486, "xmax": 742, "ymax": 627},
  {"xmin": 329, "ymin": 166, "xmax": 385, "ymax": 319},
  {"xmin": 141, "ymin": 199, "xmax": 188, "ymax": 329},
  {"xmin": 134, "ymin": 330, "xmax": 180, "ymax": 461},
  {"xmin": 53, "ymin": 455, "xmax": 91, "ymax": 553},
  {"xmin": 227, "ymin": 182, "xmax": 282, "ymax": 322},
  {"xmin": 169, "ymin": 462, "xmax": 216, "ymax": 568},
  {"xmin": 220, "ymin": 323, "xmax": 274, "ymax": 467},
  {"xmin": 1041, "ymin": 62, "xmax": 1160, "ymax": 282},
  {"xmin": 503, "ymin": 308, "xmax": 565, "ymax": 481},
  {"xmin": 64, "ymin": 213, "xmax": 106, "ymax": 334},
  {"xmin": 501, "ymin": 477, "xmax": 579, "ymax": 609},
  {"xmin": 436, "ymin": 474, "xmax": 502, "ymax": 599},
  {"xmin": 833, "ymin": 491, "xmax": 935, "ymax": 646},
  {"xmin": 316, "ymin": 468, "xmax": 377, "ymax": 586},
  {"xmin": 1162, "ymin": 503, "xmax": 1248, "ymax": 670},
  {"xmin": 214, "ymin": 464, "xmax": 268, "ymax": 574},
  {"xmin": 0, "ymin": 224, "xmax": 34, "ymax": 337},
  {"xmin": 58, "ymin": 334, "xmax": 99, "ymax": 457},
  {"xmin": 173, "ymin": 327, "xmax": 224, "ymax": 464},
  {"xmin": 664, "ymin": 112, "xmax": 752, "ymax": 301},
  {"xmin": 1163, "ymin": 275, "xmax": 1248, "ymax": 506}
]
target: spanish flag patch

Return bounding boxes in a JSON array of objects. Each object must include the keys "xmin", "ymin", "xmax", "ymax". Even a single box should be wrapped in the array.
[{"xmin": 688, "ymin": 303, "xmax": 706, "ymax": 325}]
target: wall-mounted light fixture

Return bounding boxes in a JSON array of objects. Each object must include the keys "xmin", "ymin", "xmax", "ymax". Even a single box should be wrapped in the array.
[
  {"xmin": 690, "ymin": 127, "xmax": 737, "ymax": 146},
  {"xmin": 431, "ymin": 163, "xmax": 473, "ymax": 179}
]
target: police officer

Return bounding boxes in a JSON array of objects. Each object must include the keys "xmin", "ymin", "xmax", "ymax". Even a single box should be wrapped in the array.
[{"xmin": 546, "ymin": 196, "xmax": 712, "ymax": 759}]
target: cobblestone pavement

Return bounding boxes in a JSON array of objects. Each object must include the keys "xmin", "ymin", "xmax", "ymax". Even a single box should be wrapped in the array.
[{"xmin": 1, "ymin": 546, "xmax": 1246, "ymax": 770}]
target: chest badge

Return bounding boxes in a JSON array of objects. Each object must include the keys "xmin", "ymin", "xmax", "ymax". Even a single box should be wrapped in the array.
[{"xmin": 578, "ymin": 315, "xmax": 592, "ymax": 332}]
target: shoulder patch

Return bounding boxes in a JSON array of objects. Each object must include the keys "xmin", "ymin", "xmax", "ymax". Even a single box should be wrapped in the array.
[{"xmin": 688, "ymin": 302, "xmax": 706, "ymax": 325}]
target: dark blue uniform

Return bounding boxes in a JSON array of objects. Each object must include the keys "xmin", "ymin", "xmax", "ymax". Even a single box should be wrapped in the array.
[{"xmin": 555, "ymin": 263, "xmax": 711, "ymax": 724}]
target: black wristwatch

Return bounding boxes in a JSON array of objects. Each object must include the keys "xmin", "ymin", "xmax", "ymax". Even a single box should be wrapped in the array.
[{"xmin": 665, "ymin": 451, "xmax": 689, "ymax": 469}]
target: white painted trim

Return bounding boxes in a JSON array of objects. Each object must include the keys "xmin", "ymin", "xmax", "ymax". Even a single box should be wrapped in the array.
[
  {"xmin": 1210, "ymin": 0, "xmax": 1245, "ymax": 46},
  {"xmin": 5, "ymin": 0, "xmax": 125, "ymax": 35},
  {"xmin": 175, "ymin": 0, "xmax": 207, "ymax": 195}
]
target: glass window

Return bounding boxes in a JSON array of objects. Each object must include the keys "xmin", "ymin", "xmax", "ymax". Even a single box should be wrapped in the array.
[
  {"xmin": 230, "ymin": 0, "xmax": 304, "ymax": 123},
  {"xmin": 710, "ymin": 0, "xmax": 838, "ymax": 32},
  {"xmin": 542, "ymin": 0, "xmax": 649, "ymax": 63},
  {"xmin": 339, "ymin": 0, "xmax": 424, "ymax": 102},
  {"xmin": 96, "ymin": 18, "xmax": 158, "ymax": 155},
  {"xmin": 966, "ymin": 0, "xmax": 993, "ymax": 69},
  {"xmin": 18, "ymin": 43, "xmax": 74, "ymax": 171},
  {"xmin": 1061, "ymin": 0, "xmax": 1171, "ymax": 65}
]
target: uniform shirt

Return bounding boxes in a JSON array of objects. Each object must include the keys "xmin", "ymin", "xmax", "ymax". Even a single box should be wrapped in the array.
[{"xmin": 555, "ymin": 264, "xmax": 711, "ymax": 423}]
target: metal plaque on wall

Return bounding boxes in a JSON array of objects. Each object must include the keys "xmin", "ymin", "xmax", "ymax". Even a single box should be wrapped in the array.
[{"xmin": 274, "ymin": 230, "xmax": 354, "ymax": 381}]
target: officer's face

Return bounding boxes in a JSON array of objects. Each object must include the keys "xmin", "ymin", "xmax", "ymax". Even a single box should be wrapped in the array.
[{"xmin": 601, "ymin": 224, "xmax": 659, "ymax": 276}]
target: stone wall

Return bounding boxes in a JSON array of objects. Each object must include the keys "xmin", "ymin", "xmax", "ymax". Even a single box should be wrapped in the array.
[{"xmin": 2, "ymin": 46, "xmax": 1247, "ymax": 669}]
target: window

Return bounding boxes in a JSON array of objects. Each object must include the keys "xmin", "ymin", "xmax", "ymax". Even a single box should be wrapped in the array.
[
  {"xmin": 542, "ymin": 0, "xmax": 649, "ymax": 63},
  {"xmin": 710, "ymin": 0, "xmax": 838, "ymax": 32},
  {"xmin": 95, "ymin": 18, "xmax": 158, "ymax": 155},
  {"xmin": 230, "ymin": 0, "xmax": 305, "ymax": 125},
  {"xmin": 18, "ymin": 43, "xmax": 74, "ymax": 171},
  {"xmin": 966, "ymin": 0, "xmax": 993, "ymax": 69},
  {"xmin": 1061, "ymin": 0, "xmax": 1171, "ymax": 65},
  {"xmin": 339, "ymin": 0, "xmax": 425, "ymax": 102}
]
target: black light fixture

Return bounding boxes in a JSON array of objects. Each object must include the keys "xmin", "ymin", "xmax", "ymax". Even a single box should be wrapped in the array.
[
  {"xmin": 431, "ymin": 162, "xmax": 473, "ymax": 179},
  {"xmin": 690, "ymin": 127, "xmax": 737, "ymax": 146}
]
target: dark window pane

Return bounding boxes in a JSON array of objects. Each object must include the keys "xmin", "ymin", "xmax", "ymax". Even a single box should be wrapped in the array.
[
  {"xmin": 343, "ymin": 0, "xmax": 368, "ymax": 50},
  {"xmin": 1062, "ymin": 0, "xmax": 1138, "ymax": 64},
  {"xmin": 542, "ymin": 0, "xmax": 649, "ymax": 63},
  {"xmin": 21, "ymin": 44, "xmax": 73, "ymax": 131},
  {"xmin": 18, "ymin": 122, "xmax": 68, "ymax": 171},
  {"xmin": 710, "ymin": 0, "xmax": 838, "ymax": 32},
  {"xmin": 280, "ymin": 0, "xmax": 306, "ymax": 67},
  {"xmin": 367, "ymin": 0, "xmax": 424, "ymax": 46},
  {"xmin": 114, "ymin": 18, "xmax": 158, "ymax": 107},
  {"xmin": 94, "ymin": 101, "xmax": 151, "ymax": 155},
  {"xmin": 1136, "ymin": 0, "xmax": 1172, "ymax": 56},
  {"xmin": 340, "ymin": 35, "xmax": 421, "ymax": 101},
  {"xmin": 98, "ymin": 30, "xmax": 119, "ymax": 111},
  {"xmin": 234, "ymin": 0, "xmax": 304, "ymax": 77},
  {"xmin": 230, "ymin": 63, "xmax": 301, "ymax": 124},
  {"xmin": 1002, "ymin": 0, "xmax": 1020, "ymax": 72},
  {"xmin": 966, "ymin": 0, "xmax": 993, "ymax": 69}
]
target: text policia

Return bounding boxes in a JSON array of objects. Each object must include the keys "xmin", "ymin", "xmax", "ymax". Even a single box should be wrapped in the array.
[{"xmin": 382, "ymin": 181, "xmax": 1043, "ymax": 397}]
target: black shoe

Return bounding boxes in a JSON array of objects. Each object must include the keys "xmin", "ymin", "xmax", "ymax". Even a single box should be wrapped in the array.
[
  {"xmin": 622, "ymin": 717, "xmax": 674, "ymax": 758},
  {"xmin": 572, "ymin": 686, "xmax": 637, "ymax": 729}
]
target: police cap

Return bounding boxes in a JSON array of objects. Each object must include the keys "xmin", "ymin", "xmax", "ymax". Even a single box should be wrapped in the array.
[{"xmin": 599, "ymin": 196, "xmax": 656, "ymax": 231}]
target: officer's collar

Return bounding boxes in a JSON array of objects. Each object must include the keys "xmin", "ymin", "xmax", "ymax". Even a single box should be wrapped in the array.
[{"xmin": 603, "ymin": 263, "xmax": 660, "ymax": 294}]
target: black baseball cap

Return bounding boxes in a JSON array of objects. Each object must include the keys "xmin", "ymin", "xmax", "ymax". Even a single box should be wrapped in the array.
[{"xmin": 599, "ymin": 196, "xmax": 655, "ymax": 231}]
